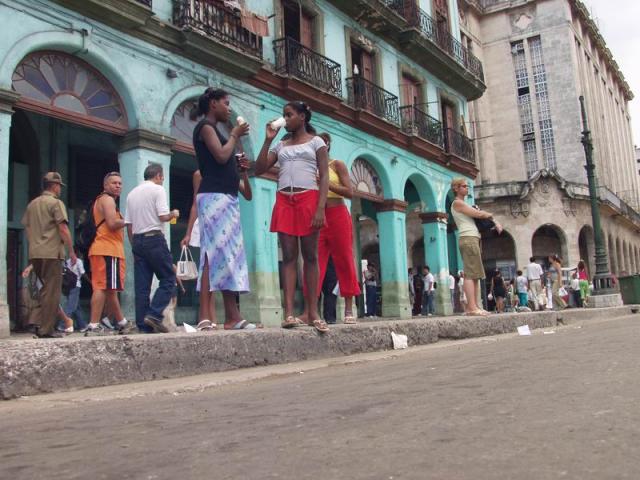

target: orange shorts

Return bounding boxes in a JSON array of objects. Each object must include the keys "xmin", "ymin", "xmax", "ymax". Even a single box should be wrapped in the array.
[{"xmin": 89, "ymin": 255, "xmax": 125, "ymax": 291}]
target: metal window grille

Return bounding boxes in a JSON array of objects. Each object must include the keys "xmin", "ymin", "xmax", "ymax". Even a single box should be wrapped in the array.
[
  {"xmin": 529, "ymin": 37, "xmax": 557, "ymax": 170},
  {"xmin": 512, "ymin": 40, "xmax": 538, "ymax": 175}
]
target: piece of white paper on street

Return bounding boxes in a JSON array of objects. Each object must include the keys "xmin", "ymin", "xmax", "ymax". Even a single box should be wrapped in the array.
[
  {"xmin": 517, "ymin": 325, "xmax": 532, "ymax": 336},
  {"xmin": 391, "ymin": 331, "xmax": 408, "ymax": 349},
  {"xmin": 183, "ymin": 323, "xmax": 197, "ymax": 333}
]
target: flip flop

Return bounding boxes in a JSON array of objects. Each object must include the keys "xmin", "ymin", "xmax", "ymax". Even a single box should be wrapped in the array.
[
  {"xmin": 343, "ymin": 315, "xmax": 357, "ymax": 324},
  {"xmin": 281, "ymin": 316, "xmax": 305, "ymax": 329},
  {"xmin": 464, "ymin": 309, "xmax": 488, "ymax": 317},
  {"xmin": 226, "ymin": 319, "xmax": 256, "ymax": 330},
  {"xmin": 311, "ymin": 319, "xmax": 330, "ymax": 333},
  {"xmin": 196, "ymin": 320, "xmax": 216, "ymax": 331}
]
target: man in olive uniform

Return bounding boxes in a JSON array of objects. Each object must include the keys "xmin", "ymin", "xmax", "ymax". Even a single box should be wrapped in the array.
[{"xmin": 22, "ymin": 172, "xmax": 77, "ymax": 338}]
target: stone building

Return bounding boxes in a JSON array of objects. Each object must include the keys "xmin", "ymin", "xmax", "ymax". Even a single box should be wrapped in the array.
[
  {"xmin": 458, "ymin": 0, "xmax": 640, "ymax": 278},
  {"xmin": 0, "ymin": 0, "xmax": 488, "ymax": 336}
]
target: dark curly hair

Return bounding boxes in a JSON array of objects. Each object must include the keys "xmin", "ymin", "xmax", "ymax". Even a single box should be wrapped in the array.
[{"xmin": 190, "ymin": 87, "xmax": 229, "ymax": 120}]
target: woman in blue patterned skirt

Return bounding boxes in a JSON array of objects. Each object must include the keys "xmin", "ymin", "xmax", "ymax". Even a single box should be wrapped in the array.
[{"xmin": 191, "ymin": 87, "xmax": 255, "ymax": 330}]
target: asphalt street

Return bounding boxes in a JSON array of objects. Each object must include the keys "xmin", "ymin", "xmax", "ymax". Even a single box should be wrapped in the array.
[{"xmin": 1, "ymin": 314, "xmax": 639, "ymax": 480}]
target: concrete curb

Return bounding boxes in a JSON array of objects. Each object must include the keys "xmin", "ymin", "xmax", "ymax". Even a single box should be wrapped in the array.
[{"xmin": 1, "ymin": 305, "xmax": 638, "ymax": 399}]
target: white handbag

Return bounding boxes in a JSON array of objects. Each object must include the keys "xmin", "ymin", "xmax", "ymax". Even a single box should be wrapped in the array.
[{"xmin": 177, "ymin": 246, "xmax": 199, "ymax": 281}]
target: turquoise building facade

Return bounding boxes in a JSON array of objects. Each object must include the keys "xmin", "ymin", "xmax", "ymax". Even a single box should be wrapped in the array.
[{"xmin": 0, "ymin": 0, "xmax": 484, "ymax": 336}]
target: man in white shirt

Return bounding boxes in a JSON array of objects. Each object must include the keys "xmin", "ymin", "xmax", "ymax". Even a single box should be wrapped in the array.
[
  {"xmin": 421, "ymin": 266, "xmax": 435, "ymax": 316},
  {"xmin": 524, "ymin": 257, "xmax": 543, "ymax": 310},
  {"xmin": 449, "ymin": 272, "xmax": 456, "ymax": 312},
  {"xmin": 125, "ymin": 163, "xmax": 179, "ymax": 333}
]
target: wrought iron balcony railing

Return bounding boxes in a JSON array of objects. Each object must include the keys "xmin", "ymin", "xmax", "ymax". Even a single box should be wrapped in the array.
[
  {"xmin": 346, "ymin": 76, "xmax": 400, "ymax": 125},
  {"xmin": 173, "ymin": 0, "xmax": 263, "ymax": 59},
  {"xmin": 273, "ymin": 37, "xmax": 342, "ymax": 97},
  {"xmin": 444, "ymin": 127, "xmax": 474, "ymax": 163},
  {"xmin": 135, "ymin": 0, "xmax": 152, "ymax": 6},
  {"xmin": 414, "ymin": 9, "xmax": 484, "ymax": 81},
  {"xmin": 399, "ymin": 105, "xmax": 443, "ymax": 147},
  {"xmin": 382, "ymin": 0, "xmax": 484, "ymax": 82}
]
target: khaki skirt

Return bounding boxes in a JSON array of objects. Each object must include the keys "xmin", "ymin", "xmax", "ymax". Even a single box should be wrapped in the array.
[{"xmin": 459, "ymin": 236, "xmax": 485, "ymax": 280}]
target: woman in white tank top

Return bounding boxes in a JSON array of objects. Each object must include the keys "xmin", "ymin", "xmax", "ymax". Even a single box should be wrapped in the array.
[{"xmin": 451, "ymin": 178, "xmax": 502, "ymax": 316}]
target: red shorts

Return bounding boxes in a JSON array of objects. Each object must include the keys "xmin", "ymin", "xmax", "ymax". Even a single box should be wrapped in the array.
[
  {"xmin": 89, "ymin": 255, "xmax": 125, "ymax": 291},
  {"xmin": 270, "ymin": 190, "xmax": 325, "ymax": 237}
]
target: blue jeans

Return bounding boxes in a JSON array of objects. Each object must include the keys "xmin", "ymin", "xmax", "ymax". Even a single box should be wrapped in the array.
[
  {"xmin": 63, "ymin": 286, "xmax": 86, "ymax": 330},
  {"xmin": 421, "ymin": 291, "xmax": 434, "ymax": 315},
  {"xmin": 365, "ymin": 284, "xmax": 377, "ymax": 316},
  {"xmin": 132, "ymin": 233, "xmax": 176, "ymax": 332}
]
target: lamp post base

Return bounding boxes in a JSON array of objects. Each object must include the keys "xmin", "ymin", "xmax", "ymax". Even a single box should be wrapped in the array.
[{"xmin": 588, "ymin": 293, "xmax": 623, "ymax": 308}]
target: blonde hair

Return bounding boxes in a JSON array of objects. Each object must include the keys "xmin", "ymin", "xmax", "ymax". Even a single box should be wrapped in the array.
[{"xmin": 451, "ymin": 178, "xmax": 467, "ymax": 192}]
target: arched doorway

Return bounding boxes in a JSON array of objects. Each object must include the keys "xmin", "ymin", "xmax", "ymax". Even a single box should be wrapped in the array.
[
  {"xmin": 532, "ymin": 224, "xmax": 568, "ymax": 266},
  {"xmin": 482, "ymin": 229, "xmax": 517, "ymax": 279},
  {"xmin": 350, "ymin": 157, "xmax": 384, "ymax": 317},
  {"xmin": 578, "ymin": 225, "xmax": 595, "ymax": 275},
  {"xmin": 8, "ymin": 50, "xmax": 129, "ymax": 330}
]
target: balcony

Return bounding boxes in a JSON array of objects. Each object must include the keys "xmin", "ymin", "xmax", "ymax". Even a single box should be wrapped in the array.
[
  {"xmin": 400, "ymin": 105, "xmax": 443, "ymax": 147},
  {"xmin": 444, "ymin": 128, "xmax": 474, "ymax": 163},
  {"xmin": 325, "ymin": 0, "xmax": 485, "ymax": 100},
  {"xmin": 173, "ymin": 0, "xmax": 263, "ymax": 59},
  {"xmin": 346, "ymin": 76, "xmax": 400, "ymax": 125},
  {"xmin": 413, "ymin": 9, "xmax": 484, "ymax": 82},
  {"xmin": 135, "ymin": 0, "xmax": 151, "ymax": 6},
  {"xmin": 273, "ymin": 37, "xmax": 342, "ymax": 97}
]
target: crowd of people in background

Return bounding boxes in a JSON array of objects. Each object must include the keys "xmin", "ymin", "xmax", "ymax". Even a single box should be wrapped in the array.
[{"xmin": 19, "ymin": 89, "xmax": 606, "ymax": 338}]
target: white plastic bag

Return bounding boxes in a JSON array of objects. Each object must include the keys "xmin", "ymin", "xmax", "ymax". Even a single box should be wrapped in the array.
[
  {"xmin": 177, "ymin": 246, "xmax": 199, "ymax": 281},
  {"xmin": 391, "ymin": 331, "xmax": 408, "ymax": 349}
]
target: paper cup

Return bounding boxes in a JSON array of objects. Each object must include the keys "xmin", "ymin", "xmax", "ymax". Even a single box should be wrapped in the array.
[{"xmin": 271, "ymin": 117, "xmax": 286, "ymax": 129}]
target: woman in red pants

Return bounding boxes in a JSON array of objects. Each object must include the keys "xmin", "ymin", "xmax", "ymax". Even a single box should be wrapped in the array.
[{"xmin": 310, "ymin": 132, "xmax": 361, "ymax": 323}]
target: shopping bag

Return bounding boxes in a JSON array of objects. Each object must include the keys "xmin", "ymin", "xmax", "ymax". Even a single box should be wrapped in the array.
[{"xmin": 177, "ymin": 246, "xmax": 199, "ymax": 281}]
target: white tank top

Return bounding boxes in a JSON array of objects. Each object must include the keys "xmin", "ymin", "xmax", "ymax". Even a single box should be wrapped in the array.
[{"xmin": 450, "ymin": 201, "xmax": 480, "ymax": 238}]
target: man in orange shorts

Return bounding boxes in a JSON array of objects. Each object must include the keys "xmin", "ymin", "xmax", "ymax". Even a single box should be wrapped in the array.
[{"xmin": 84, "ymin": 172, "xmax": 129, "ymax": 334}]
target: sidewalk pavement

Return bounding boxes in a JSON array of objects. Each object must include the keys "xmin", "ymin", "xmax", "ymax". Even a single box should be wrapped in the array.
[{"xmin": 1, "ymin": 306, "xmax": 638, "ymax": 400}]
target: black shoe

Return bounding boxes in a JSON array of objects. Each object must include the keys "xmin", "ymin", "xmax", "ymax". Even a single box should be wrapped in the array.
[
  {"xmin": 143, "ymin": 316, "xmax": 168, "ymax": 333},
  {"xmin": 36, "ymin": 331, "xmax": 64, "ymax": 339}
]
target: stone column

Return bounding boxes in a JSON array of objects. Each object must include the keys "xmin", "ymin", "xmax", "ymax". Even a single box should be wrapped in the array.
[
  {"xmin": 420, "ymin": 212, "xmax": 453, "ymax": 316},
  {"xmin": 376, "ymin": 200, "xmax": 411, "ymax": 318},
  {"xmin": 240, "ymin": 175, "xmax": 282, "ymax": 326},
  {"xmin": 0, "ymin": 89, "xmax": 20, "ymax": 338},
  {"xmin": 118, "ymin": 130, "xmax": 175, "ymax": 319}
]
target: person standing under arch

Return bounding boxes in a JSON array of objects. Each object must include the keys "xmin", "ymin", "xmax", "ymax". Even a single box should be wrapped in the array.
[
  {"xmin": 450, "ymin": 178, "xmax": 502, "ymax": 316},
  {"xmin": 191, "ymin": 88, "xmax": 255, "ymax": 330},
  {"xmin": 256, "ymin": 101, "xmax": 330, "ymax": 332}
]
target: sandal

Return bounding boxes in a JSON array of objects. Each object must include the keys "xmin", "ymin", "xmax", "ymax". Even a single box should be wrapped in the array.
[
  {"xmin": 196, "ymin": 320, "xmax": 216, "ymax": 331},
  {"xmin": 311, "ymin": 319, "xmax": 330, "ymax": 333},
  {"xmin": 225, "ymin": 319, "xmax": 256, "ymax": 330},
  {"xmin": 282, "ymin": 316, "xmax": 305, "ymax": 329},
  {"xmin": 343, "ymin": 315, "xmax": 357, "ymax": 325},
  {"xmin": 464, "ymin": 309, "xmax": 489, "ymax": 317}
]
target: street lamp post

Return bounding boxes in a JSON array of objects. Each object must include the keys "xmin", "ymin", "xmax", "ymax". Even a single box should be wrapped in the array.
[{"xmin": 579, "ymin": 96, "xmax": 617, "ymax": 296}]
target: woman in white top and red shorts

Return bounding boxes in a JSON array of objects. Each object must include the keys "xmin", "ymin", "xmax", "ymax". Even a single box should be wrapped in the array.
[{"xmin": 256, "ymin": 101, "xmax": 330, "ymax": 332}]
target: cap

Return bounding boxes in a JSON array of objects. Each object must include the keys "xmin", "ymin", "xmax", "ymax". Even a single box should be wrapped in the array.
[{"xmin": 43, "ymin": 172, "xmax": 66, "ymax": 187}]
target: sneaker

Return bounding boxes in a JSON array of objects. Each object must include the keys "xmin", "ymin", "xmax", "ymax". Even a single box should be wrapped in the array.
[
  {"xmin": 116, "ymin": 319, "xmax": 131, "ymax": 334},
  {"xmin": 100, "ymin": 317, "xmax": 115, "ymax": 330},
  {"xmin": 143, "ymin": 316, "xmax": 169, "ymax": 333},
  {"xmin": 81, "ymin": 323, "xmax": 105, "ymax": 335}
]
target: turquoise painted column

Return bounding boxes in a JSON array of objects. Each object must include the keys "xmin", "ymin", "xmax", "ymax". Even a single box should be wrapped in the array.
[
  {"xmin": 376, "ymin": 200, "xmax": 411, "ymax": 318},
  {"xmin": 240, "ymin": 176, "xmax": 281, "ymax": 326},
  {"xmin": 118, "ymin": 130, "xmax": 175, "ymax": 320},
  {"xmin": 420, "ymin": 212, "xmax": 452, "ymax": 316},
  {"xmin": 0, "ymin": 89, "xmax": 20, "ymax": 338}
]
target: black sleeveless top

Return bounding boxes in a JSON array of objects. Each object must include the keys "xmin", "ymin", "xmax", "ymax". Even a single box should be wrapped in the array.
[{"xmin": 193, "ymin": 119, "xmax": 240, "ymax": 196}]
